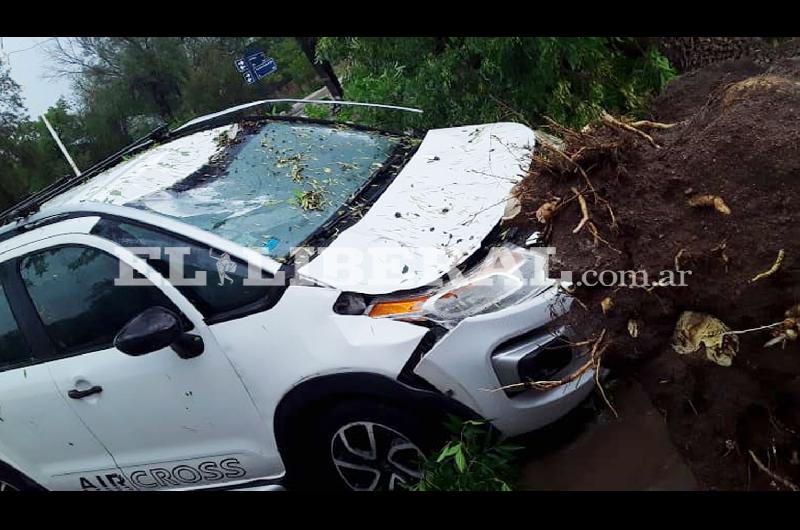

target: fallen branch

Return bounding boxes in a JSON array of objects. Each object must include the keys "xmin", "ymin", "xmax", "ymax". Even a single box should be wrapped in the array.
[
  {"xmin": 750, "ymin": 249, "xmax": 785, "ymax": 283},
  {"xmin": 749, "ymin": 450, "xmax": 799, "ymax": 491}
]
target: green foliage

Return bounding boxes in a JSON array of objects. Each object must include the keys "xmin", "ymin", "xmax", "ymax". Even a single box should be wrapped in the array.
[
  {"xmin": 411, "ymin": 417, "xmax": 523, "ymax": 491},
  {"xmin": 317, "ymin": 37, "xmax": 675, "ymax": 132},
  {"xmin": 303, "ymin": 103, "xmax": 332, "ymax": 120}
]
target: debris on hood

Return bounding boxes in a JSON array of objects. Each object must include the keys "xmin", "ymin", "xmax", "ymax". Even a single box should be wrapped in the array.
[{"xmin": 300, "ymin": 122, "xmax": 536, "ymax": 294}]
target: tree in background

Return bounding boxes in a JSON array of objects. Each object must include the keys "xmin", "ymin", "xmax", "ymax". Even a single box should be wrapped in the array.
[
  {"xmin": 314, "ymin": 37, "xmax": 675, "ymax": 131},
  {"xmin": 12, "ymin": 98, "xmax": 91, "ymax": 192},
  {"xmin": 49, "ymin": 37, "xmax": 318, "ymax": 131},
  {"xmin": 0, "ymin": 37, "xmax": 320, "ymax": 212},
  {"xmin": 0, "ymin": 57, "xmax": 31, "ymax": 207}
]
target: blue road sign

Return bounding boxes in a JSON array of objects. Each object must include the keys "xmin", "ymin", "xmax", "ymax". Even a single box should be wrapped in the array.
[{"xmin": 235, "ymin": 48, "xmax": 278, "ymax": 85}]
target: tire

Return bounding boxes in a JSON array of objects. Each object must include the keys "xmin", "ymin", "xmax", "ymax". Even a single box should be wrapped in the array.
[{"xmin": 285, "ymin": 398, "xmax": 449, "ymax": 491}]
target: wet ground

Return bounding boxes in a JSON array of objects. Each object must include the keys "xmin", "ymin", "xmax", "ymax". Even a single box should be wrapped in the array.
[{"xmin": 515, "ymin": 377, "xmax": 698, "ymax": 490}]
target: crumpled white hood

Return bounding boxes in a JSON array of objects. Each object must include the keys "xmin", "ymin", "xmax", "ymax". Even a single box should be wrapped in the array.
[{"xmin": 299, "ymin": 122, "xmax": 535, "ymax": 294}]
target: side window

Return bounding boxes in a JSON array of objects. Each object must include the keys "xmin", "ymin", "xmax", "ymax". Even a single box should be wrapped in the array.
[
  {"xmin": 0, "ymin": 284, "xmax": 32, "ymax": 370},
  {"xmin": 91, "ymin": 219, "xmax": 273, "ymax": 319},
  {"xmin": 20, "ymin": 245, "xmax": 183, "ymax": 357}
]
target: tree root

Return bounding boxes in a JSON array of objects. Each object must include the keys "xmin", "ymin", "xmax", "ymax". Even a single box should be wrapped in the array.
[
  {"xmin": 572, "ymin": 187, "xmax": 591, "ymax": 233},
  {"xmin": 628, "ymin": 120, "xmax": 677, "ymax": 129},
  {"xmin": 491, "ymin": 330, "xmax": 609, "ymax": 390},
  {"xmin": 674, "ymin": 248, "xmax": 688, "ymax": 271},
  {"xmin": 601, "ymin": 111, "xmax": 660, "ymax": 149},
  {"xmin": 750, "ymin": 249, "xmax": 785, "ymax": 283},
  {"xmin": 749, "ymin": 450, "xmax": 800, "ymax": 491},
  {"xmin": 540, "ymin": 139, "xmax": 596, "ymax": 194},
  {"xmin": 594, "ymin": 354, "xmax": 619, "ymax": 419}
]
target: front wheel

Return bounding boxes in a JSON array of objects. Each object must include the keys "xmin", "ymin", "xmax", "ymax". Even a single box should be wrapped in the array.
[{"xmin": 287, "ymin": 398, "xmax": 448, "ymax": 491}]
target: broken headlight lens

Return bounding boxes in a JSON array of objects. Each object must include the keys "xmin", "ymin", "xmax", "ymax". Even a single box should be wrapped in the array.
[{"xmin": 367, "ymin": 245, "xmax": 559, "ymax": 328}]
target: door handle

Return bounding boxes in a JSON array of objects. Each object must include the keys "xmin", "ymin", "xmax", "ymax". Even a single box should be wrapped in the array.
[{"xmin": 68, "ymin": 385, "xmax": 103, "ymax": 399}]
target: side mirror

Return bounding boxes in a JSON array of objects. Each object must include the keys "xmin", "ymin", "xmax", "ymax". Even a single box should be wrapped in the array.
[{"xmin": 114, "ymin": 306, "xmax": 184, "ymax": 356}]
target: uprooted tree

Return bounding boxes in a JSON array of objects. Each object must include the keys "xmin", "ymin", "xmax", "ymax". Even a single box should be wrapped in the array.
[{"xmin": 504, "ymin": 50, "xmax": 800, "ymax": 490}]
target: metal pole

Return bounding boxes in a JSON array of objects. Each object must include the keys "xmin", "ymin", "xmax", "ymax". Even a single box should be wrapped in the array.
[{"xmin": 41, "ymin": 114, "xmax": 81, "ymax": 177}]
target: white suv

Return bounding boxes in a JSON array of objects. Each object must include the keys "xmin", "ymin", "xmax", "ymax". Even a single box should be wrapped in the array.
[{"xmin": 0, "ymin": 106, "xmax": 595, "ymax": 491}]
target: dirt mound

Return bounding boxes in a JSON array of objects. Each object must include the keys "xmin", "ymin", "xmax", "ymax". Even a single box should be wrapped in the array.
[
  {"xmin": 649, "ymin": 58, "xmax": 766, "ymax": 122},
  {"xmin": 510, "ymin": 62, "xmax": 800, "ymax": 490}
]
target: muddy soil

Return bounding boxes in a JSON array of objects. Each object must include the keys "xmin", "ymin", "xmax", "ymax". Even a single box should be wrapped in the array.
[{"xmin": 510, "ymin": 53, "xmax": 800, "ymax": 490}]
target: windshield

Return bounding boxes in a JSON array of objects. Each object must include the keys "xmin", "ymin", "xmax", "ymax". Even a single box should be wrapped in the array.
[{"xmin": 127, "ymin": 121, "xmax": 404, "ymax": 257}]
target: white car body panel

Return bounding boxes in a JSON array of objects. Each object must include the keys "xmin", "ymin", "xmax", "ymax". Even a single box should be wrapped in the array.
[
  {"xmin": 43, "ymin": 126, "xmax": 235, "ymax": 209},
  {"xmin": 0, "ymin": 361, "xmax": 118, "ymax": 490},
  {"xmin": 299, "ymin": 122, "xmax": 535, "ymax": 294},
  {"xmin": 210, "ymin": 285, "xmax": 428, "ymax": 420},
  {"xmin": 413, "ymin": 286, "xmax": 595, "ymax": 437},
  {"xmin": 0, "ymin": 216, "xmax": 101, "ymax": 258}
]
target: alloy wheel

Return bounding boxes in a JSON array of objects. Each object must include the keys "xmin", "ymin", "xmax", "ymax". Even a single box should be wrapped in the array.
[{"xmin": 330, "ymin": 421, "xmax": 425, "ymax": 491}]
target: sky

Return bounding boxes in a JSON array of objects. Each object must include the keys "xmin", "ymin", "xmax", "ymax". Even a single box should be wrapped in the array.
[{"xmin": 0, "ymin": 36, "xmax": 74, "ymax": 117}]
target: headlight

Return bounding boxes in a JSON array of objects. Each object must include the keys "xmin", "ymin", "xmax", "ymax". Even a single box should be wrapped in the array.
[{"xmin": 366, "ymin": 245, "xmax": 562, "ymax": 328}]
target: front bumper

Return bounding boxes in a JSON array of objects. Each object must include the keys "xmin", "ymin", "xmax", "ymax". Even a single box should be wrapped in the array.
[{"xmin": 413, "ymin": 285, "xmax": 596, "ymax": 438}]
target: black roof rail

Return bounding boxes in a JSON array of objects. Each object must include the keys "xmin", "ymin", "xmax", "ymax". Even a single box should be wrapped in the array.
[{"xmin": 0, "ymin": 125, "xmax": 170, "ymax": 227}]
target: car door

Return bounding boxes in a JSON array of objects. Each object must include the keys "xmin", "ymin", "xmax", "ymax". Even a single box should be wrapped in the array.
[
  {"xmin": 0, "ymin": 252, "xmax": 122, "ymax": 491},
  {"xmin": 12, "ymin": 232, "xmax": 275, "ymax": 490}
]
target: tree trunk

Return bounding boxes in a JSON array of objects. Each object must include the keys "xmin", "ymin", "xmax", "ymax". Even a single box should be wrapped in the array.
[{"xmin": 296, "ymin": 37, "xmax": 344, "ymax": 100}]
